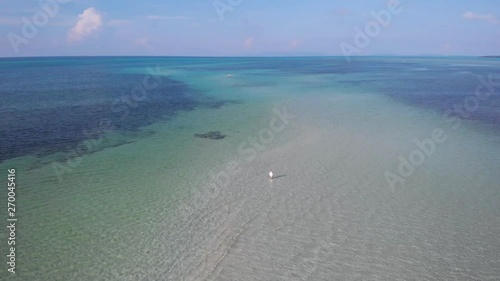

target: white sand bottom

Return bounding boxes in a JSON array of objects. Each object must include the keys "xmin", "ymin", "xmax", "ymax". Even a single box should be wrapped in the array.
[{"xmin": 157, "ymin": 93, "xmax": 500, "ymax": 281}]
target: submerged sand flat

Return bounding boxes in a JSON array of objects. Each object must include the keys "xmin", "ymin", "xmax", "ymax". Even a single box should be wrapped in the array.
[{"xmin": 160, "ymin": 92, "xmax": 500, "ymax": 280}]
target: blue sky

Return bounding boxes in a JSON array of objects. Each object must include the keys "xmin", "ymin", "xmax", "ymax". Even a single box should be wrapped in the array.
[{"xmin": 0, "ymin": 0, "xmax": 499, "ymax": 57}]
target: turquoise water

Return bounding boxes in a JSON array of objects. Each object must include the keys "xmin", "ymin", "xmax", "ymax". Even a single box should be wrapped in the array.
[{"xmin": 1, "ymin": 57, "xmax": 499, "ymax": 280}]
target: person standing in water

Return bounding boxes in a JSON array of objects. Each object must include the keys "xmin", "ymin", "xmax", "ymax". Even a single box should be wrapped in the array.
[{"xmin": 269, "ymin": 170, "xmax": 274, "ymax": 179}]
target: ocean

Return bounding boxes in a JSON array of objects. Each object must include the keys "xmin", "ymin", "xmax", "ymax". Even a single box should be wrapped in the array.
[{"xmin": 1, "ymin": 56, "xmax": 499, "ymax": 280}]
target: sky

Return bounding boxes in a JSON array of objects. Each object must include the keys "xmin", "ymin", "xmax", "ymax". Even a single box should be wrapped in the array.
[{"xmin": 0, "ymin": 0, "xmax": 499, "ymax": 57}]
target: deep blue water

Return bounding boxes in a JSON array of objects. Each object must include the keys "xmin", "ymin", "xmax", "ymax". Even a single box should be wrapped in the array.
[
  {"xmin": 1, "ymin": 56, "xmax": 499, "ymax": 162},
  {"xmin": 0, "ymin": 57, "xmax": 228, "ymax": 162}
]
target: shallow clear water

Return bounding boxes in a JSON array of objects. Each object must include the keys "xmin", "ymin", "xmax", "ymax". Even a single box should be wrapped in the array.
[{"xmin": 0, "ymin": 57, "xmax": 499, "ymax": 280}]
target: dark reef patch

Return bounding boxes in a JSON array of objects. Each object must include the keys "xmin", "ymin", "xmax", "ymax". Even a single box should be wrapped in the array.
[{"xmin": 194, "ymin": 131, "xmax": 226, "ymax": 140}]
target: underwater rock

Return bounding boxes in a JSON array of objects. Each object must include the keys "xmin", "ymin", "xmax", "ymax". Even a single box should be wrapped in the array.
[{"xmin": 194, "ymin": 131, "xmax": 226, "ymax": 140}]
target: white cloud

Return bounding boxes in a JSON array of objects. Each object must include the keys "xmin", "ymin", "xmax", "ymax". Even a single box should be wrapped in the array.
[
  {"xmin": 244, "ymin": 37, "xmax": 254, "ymax": 48},
  {"xmin": 291, "ymin": 40, "xmax": 302, "ymax": 48},
  {"xmin": 135, "ymin": 37, "xmax": 152, "ymax": 49},
  {"xmin": 462, "ymin": 11, "xmax": 499, "ymax": 24},
  {"xmin": 441, "ymin": 43, "xmax": 453, "ymax": 52},
  {"xmin": 147, "ymin": 15, "xmax": 192, "ymax": 20},
  {"xmin": 68, "ymin": 7, "xmax": 103, "ymax": 42}
]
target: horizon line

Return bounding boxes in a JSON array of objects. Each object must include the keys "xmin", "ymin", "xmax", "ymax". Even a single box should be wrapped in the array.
[{"xmin": 1, "ymin": 55, "xmax": 498, "ymax": 59}]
